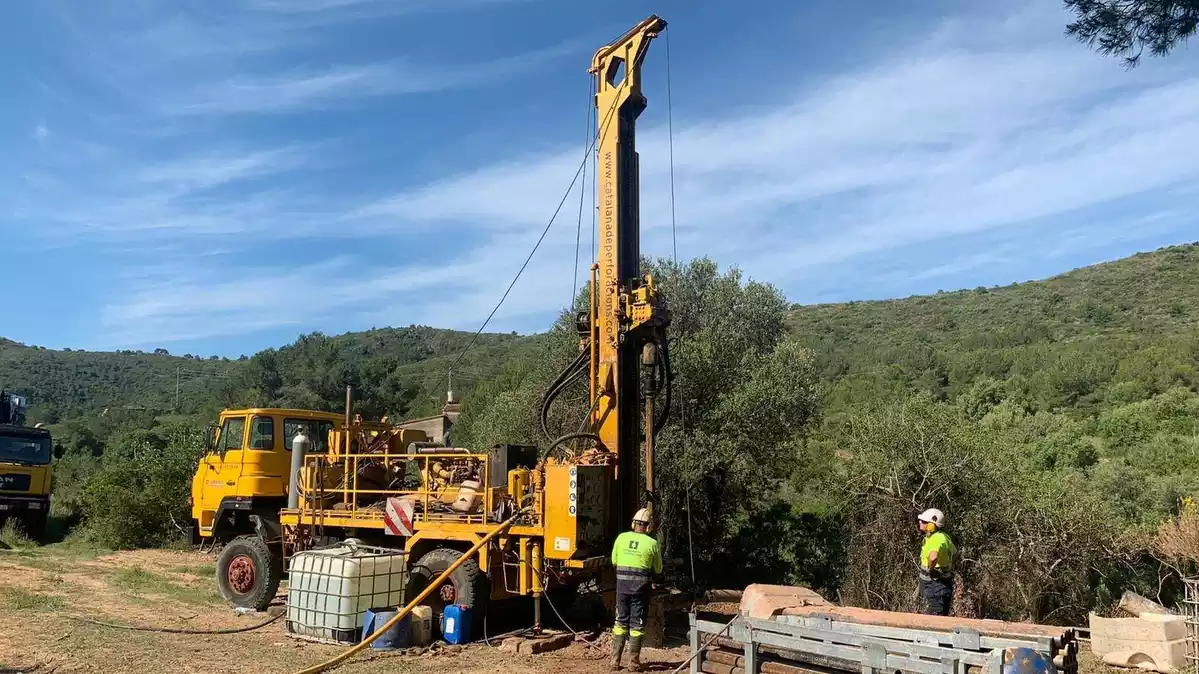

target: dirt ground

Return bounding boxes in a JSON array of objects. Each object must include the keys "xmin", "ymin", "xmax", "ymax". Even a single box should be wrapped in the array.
[{"xmin": 0, "ymin": 544, "xmax": 689, "ymax": 674}]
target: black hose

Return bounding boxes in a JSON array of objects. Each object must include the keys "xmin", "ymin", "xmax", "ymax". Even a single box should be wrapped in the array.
[
  {"xmin": 541, "ymin": 362, "xmax": 587, "ymax": 436},
  {"xmin": 65, "ymin": 610, "xmax": 283, "ymax": 634},
  {"xmin": 541, "ymin": 432, "xmax": 606, "ymax": 462},
  {"xmin": 539, "ymin": 351, "xmax": 587, "ymax": 439},
  {"xmin": 659, "ymin": 336, "xmax": 672, "ymax": 432},
  {"xmin": 650, "ymin": 336, "xmax": 673, "ymax": 436},
  {"xmin": 539, "ymin": 350, "xmax": 590, "ymax": 441}
]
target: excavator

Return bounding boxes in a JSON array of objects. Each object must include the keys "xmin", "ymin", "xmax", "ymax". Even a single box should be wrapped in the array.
[{"xmin": 191, "ymin": 15, "xmax": 672, "ymax": 635}]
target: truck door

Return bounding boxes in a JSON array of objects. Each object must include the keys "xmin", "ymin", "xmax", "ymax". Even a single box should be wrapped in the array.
[
  {"xmin": 197, "ymin": 415, "xmax": 246, "ymax": 532},
  {"xmin": 243, "ymin": 415, "xmax": 284, "ymax": 498}
]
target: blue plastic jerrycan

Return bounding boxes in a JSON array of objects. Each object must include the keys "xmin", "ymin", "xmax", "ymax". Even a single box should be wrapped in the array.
[
  {"xmin": 362, "ymin": 607, "xmax": 412, "ymax": 650},
  {"xmin": 440, "ymin": 604, "xmax": 472, "ymax": 645}
]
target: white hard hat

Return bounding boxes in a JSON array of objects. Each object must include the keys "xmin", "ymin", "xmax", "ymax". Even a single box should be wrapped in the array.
[
  {"xmin": 918, "ymin": 508, "xmax": 945, "ymax": 527},
  {"xmin": 632, "ymin": 508, "xmax": 652, "ymax": 526}
]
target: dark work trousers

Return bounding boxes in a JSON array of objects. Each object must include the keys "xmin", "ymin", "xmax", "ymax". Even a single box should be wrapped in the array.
[
  {"xmin": 920, "ymin": 577, "xmax": 953, "ymax": 616},
  {"xmin": 614, "ymin": 591, "xmax": 650, "ymax": 637}
]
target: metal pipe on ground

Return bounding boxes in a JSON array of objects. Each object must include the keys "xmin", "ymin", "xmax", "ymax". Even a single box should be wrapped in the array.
[
  {"xmin": 699, "ymin": 659, "xmax": 833, "ymax": 674},
  {"xmin": 705, "ymin": 647, "xmax": 849, "ymax": 674},
  {"xmin": 709, "ymin": 633, "xmax": 1070, "ymax": 674},
  {"xmin": 781, "ymin": 606, "xmax": 1073, "ymax": 642},
  {"xmin": 695, "ymin": 614, "xmax": 1075, "ymax": 674},
  {"xmin": 703, "ymin": 646, "xmax": 1066, "ymax": 674},
  {"xmin": 712, "ymin": 637, "xmax": 858, "ymax": 672}
]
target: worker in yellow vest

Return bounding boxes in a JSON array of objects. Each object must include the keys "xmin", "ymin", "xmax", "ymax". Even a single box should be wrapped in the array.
[
  {"xmin": 918, "ymin": 508, "xmax": 956, "ymax": 616},
  {"xmin": 610, "ymin": 508, "xmax": 662, "ymax": 672}
]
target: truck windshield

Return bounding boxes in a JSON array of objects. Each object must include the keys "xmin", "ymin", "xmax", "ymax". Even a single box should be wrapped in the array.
[{"xmin": 0, "ymin": 433, "xmax": 51, "ymax": 465}]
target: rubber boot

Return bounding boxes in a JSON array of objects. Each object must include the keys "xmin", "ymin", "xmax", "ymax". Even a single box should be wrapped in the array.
[
  {"xmin": 628, "ymin": 636, "xmax": 644, "ymax": 672},
  {"xmin": 610, "ymin": 634, "xmax": 627, "ymax": 671}
]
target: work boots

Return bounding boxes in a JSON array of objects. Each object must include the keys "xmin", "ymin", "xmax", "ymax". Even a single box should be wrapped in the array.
[
  {"xmin": 628, "ymin": 636, "xmax": 644, "ymax": 672},
  {"xmin": 610, "ymin": 633, "xmax": 627, "ymax": 671}
]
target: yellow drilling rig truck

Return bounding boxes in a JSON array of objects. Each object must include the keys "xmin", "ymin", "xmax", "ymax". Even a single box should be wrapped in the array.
[
  {"xmin": 0, "ymin": 391, "xmax": 59, "ymax": 539},
  {"xmin": 189, "ymin": 15, "xmax": 672, "ymax": 630}
]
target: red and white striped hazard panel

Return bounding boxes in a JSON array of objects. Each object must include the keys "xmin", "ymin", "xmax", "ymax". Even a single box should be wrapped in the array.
[{"xmin": 384, "ymin": 497, "xmax": 415, "ymax": 537}]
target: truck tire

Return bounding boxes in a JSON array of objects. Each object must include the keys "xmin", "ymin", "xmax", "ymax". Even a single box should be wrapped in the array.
[
  {"xmin": 216, "ymin": 535, "xmax": 281, "ymax": 611},
  {"xmin": 408, "ymin": 548, "xmax": 487, "ymax": 634}
]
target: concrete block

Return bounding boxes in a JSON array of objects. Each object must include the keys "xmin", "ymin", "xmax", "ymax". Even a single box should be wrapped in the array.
[
  {"xmin": 739, "ymin": 584, "xmax": 833, "ymax": 619},
  {"xmin": 1091, "ymin": 613, "xmax": 1187, "ymax": 642},
  {"xmin": 1103, "ymin": 651, "xmax": 1174, "ymax": 673},
  {"xmin": 499, "ymin": 637, "xmax": 522, "ymax": 654},
  {"xmin": 1089, "ymin": 613, "xmax": 1187, "ymax": 672},
  {"xmin": 519, "ymin": 634, "xmax": 574, "ymax": 655}
]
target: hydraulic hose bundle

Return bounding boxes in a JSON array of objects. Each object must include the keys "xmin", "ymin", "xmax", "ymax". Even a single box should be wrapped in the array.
[
  {"xmin": 537, "ymin": 330, "xmax": 673, "ymax": 461},
  {"xmin": 539, "ymin": 349, "xmax": 590, "ymax": 444}
]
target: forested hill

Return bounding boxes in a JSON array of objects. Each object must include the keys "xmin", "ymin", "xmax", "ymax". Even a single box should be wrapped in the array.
[
  {"xmin": 0, "ymin": 340, "xmax": 241, "ymax": 423},
  {"xmin": 0, "ymin": 326, "xmax": 539, "ymax": 424},
  {"xmin": 789, "ymin": 242, "xmax": 1199, "ymax": 417},
  {"xmin": 3, "ymin": 242, "xmax": 1196, "ymax": 425}
]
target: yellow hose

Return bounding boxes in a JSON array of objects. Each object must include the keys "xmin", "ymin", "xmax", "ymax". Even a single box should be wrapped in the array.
[{"xmin": 292, "ymin": 509, "xmax": 527, "ymax": 674}]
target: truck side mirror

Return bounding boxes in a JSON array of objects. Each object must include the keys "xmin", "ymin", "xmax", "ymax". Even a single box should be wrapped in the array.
[
  {"xmin": 53, "ymin": 444, "xmax": 65, "ymax": 459},
  {"xmin": 204, "ymin": 424, "xmax": 218, "ymax": 453}
]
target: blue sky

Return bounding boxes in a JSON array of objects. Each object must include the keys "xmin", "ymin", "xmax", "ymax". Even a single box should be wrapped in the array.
[{"xmin": 4, "ymin": 0, "xmax": 1198, "ymax": 358}]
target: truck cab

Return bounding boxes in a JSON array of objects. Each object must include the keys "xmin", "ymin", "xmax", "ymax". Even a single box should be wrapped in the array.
[
  {"xmin": 0, "ymin": 392, "xmax": 55, "ymax": 538},
  {"xmin": 190, "ymin": 408, "xmax": 342, "ymax": 544}
]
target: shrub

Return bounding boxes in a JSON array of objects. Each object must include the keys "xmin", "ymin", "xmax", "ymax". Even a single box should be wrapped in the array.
[{"xmin": 78, "ymin": 422, "xmax": 205, "ymax": 549}]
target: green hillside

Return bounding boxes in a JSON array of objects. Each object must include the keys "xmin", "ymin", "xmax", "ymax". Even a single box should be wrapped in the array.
[
  {"xmin": 6, "ymin": 242, "xmax": 1195, "ymax": 428},
  {"xmin": 789, "ymin": 242, "xmax": 1199, "ymax": 418},
  {"xmin": 0, "ymin": 326, "xmax": 541, "ymax": 425},
  {"xmin": 0, "ymin": 340, "xmax": 240, "ymax": 423}
]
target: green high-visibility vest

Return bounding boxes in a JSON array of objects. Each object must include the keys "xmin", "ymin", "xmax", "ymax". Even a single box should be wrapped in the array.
[
  {"xmin": 612, "ymin": 531, "xmax": 662, "ymax": 573},
  {"xmin": 612, "ymin": 530, "xmax": 662, "ymax": 594},
  {"xmin": 920, "ymin": 531, "xmax": 956, "ymax": 575}
]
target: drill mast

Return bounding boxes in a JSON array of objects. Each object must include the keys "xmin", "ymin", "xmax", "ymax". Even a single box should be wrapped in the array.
[{"xmin": 586, "ymin": 15, "xmax": 670, "ymax": 537}]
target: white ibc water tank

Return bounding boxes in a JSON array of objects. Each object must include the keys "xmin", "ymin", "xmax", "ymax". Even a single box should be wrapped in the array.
[{"xmin": 285, "ymin": 542, "xmax": 409, "ymax": 644}]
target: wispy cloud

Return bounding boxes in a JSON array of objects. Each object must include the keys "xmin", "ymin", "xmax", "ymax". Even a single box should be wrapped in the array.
[
  {"xmin": 16, "ymin": 0, "xmax": 1199, "ymax": 350},
  {"xmin": 99, "ymin": 230, "xmax": 576, "ymax": 345},
  {"xmin": 349, "ymin": 5, "xmax": 1199, "ymax": 297},
  {"xmin": 171, "ymin": 39, "xmax": 581, "ymax": 115},
  {"xmin": 133, "ymin": 147, "xmax": 313, "ymax": 190},
  {"xmin": 248, "ymin": 0, "xmax": 541, "ymax": 18},
  {"xmin": 17, "ymin": 144, "xmax": 332, "ymax": 239}
]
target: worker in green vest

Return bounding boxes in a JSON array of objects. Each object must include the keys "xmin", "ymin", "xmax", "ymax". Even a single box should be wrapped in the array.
[
  {"xmin": 610, "ymin": 507, "xmax": 662, "ymax": 672},
  {"xmin": 918, "ymin": 508, "xmax": 956, "ymax": 616}
]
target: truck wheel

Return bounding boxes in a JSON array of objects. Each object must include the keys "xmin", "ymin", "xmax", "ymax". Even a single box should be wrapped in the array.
[
  {"xmin": 216, "ymin": 535, "xmax": 281, "ymax": 611},
  {"xmin": 408, "ymin": 548, "xmax": 487, "ymax": 634}
]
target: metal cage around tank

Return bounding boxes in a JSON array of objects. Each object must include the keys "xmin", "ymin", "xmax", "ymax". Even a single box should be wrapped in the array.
[
  {"xmin": 1183, "ymin": 577, "xmax": 1199, "ymax": 674},
  {"xmin": 284, "ymin": 542, "xmax": 410, "ymax": 645}
]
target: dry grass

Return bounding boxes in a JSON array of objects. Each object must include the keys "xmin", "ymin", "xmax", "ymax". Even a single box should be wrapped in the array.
[
  {"xmin": 0, "ymin": 546, "xmax": 680, "ymax": 674},
  {"xmin": 1152, "ymin": 498, "xmax": 1199, "ymax": 570},
  {"xmin": 0, "ymin": 518, "xmax": 35, "ymax": 550},
  {"xmin": 0, "ymin": 586, "xmax": 67, "ymax": 612}
]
